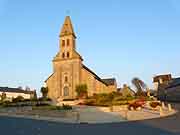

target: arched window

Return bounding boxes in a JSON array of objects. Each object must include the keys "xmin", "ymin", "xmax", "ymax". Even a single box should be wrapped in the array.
[
  {"xmin": 65, "ymin": 76, "xmax": 68, "ymax": 82},
  {"xmin": 62, "ymin": 52, "xmax": 65, "ymax": 58},
  {"xmin": 67, "ymin": 39, "xmax": 70, "ymax": 46},
  {"xmin": 73, "ymin": 39, "xmax": 75, "ymax": 49},
  {"xmin": 67, "ymin": 52, "xmax": 70, "ymax": 58},
  {"xmin": 63, "ymin": 86, "xmax": 69, "ymax": 96},
  {"xmin": 62, "ymin": 40, "xmax": 65, "ymax": 47}
]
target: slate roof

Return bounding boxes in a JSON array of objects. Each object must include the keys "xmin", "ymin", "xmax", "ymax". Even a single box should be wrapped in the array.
[
  {"xmin": 46, "ymin": 65, "xmax": 116, "ymax": 87},
  {"xmin": 0, "ymin": 87, "xmax": 35, "ymax": 94},
  {"xmin": 153, "ymin": 74, "xmax": 172, "ymax": 83},
  {"xmin": 102, "ymin": 78, "xmax": 116, "ymax": 86},
  {"xmin": 118, "ymin": 87, "xmax": 135, "ymax": 94},
  {"xmin": 167, "ymin": 77, "xmax": 180, "ymax": 89},
  {"xmin": 82, "ymin": 65, "xmax": 108, "ymax": 86},
  {"xmin": 158, "ymin": 77, "xmax": 180, "ymax": 91},
  {"xmin": 45, "ymin": 73, "xmax": 54, "ymax": 82}
]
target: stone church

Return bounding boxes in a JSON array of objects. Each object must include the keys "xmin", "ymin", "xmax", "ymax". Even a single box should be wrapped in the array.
[{"xmin": 45, "ymin": 16, "xmax": 117, "ymax": 102}]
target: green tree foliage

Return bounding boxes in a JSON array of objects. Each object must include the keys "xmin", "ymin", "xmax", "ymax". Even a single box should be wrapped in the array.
[
  {"xmin": 0, "ymin": 92, "xmax": 6, "ymax": 102},
  {"xmin": 12, "ymin": 96, "xmax": 24, "ymax": 103},
  {"xmin": 75, "ymin": 84, "xmax": 88, "ymax": 98},
  {"xmin": 132, "ymin": 77, "xmax": 147, "ymax": 93},
  {"xmin": 41, "ymin": 87, "xmax": 48, "ymax": 99},
  {"xmin": 32, "ymin": 91, "xmax": 38, "ymax": 100},
  {"xmin": 84, "ymin": 92, "xmax": 133, "ymax": 106}
]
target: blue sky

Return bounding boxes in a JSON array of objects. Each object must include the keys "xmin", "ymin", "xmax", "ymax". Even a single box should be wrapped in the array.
[{"xmin": 0, "ymin": 0, "xmax": 180, "ymax": 94}]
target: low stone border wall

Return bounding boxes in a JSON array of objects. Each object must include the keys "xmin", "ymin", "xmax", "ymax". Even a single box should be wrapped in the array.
[
  {"xmin": 97, "ymin": 104, "xmax": 177, "ymax": 121},
  {"xmin": 0, "ymin": 107, "xmax": 78, "ymax": 123}
]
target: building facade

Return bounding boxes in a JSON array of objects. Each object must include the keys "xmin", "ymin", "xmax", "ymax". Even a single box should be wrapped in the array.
[
  {"xmin": 153, "ymin": 74, "xmax": 180, "ymax": 101},
  {"xmin": 45, "ymin": 16, "xmax": 117, "ymax": 103},
  {"xmin": 118, "ymin": 84, "xmax": 135, "ymax": 97},
  {"xmin": 0, "ymin": 87, "xmax": 36, "ymax": 101},
  {"xmin": 153, "ymin": 74, "xmax": 172, "ymax": 91}
]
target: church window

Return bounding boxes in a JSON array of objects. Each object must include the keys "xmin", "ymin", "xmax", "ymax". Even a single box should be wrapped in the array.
[
  {"xmin": 62, "ymin": 40, "xmax": 65, "ymax": 47},
  {"xmin": 62, "ymin": 52, "xmax": 65, "ymax": 58},
  {"xmin": 63, "ymin": 86, "xmax": 69, "ymax": 96},
  {"xmin": 67, "ymin": 52, "xmax": 70, "ymax": 58},
  {"xmin": 67, "ymin": 39, "xmax": 70, "ymax": 46},
  {"xmin": 73, "ymin": 39, "xmax": 75, "ymax": 49},
  {"xmin": 65, "ymin": 76, "xmax": 68, "ymax": 82}
]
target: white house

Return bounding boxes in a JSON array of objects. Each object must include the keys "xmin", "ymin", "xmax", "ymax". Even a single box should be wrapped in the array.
[{"xmin": 0, "ymin": 87, "xmax": 36, "ymax": 100}]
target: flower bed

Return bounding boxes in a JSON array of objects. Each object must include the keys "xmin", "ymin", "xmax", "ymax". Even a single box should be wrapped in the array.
[
  {"xmin": 149, "ymin": 101, "xmax": 161, "ymax": 108},
  {"xmin": 128, "ymin": 99, "xmax": 145, "ymax": 110}
]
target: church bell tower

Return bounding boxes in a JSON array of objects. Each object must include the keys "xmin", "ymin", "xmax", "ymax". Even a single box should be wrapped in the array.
[
  {"xmin": 59, "ymin": 16, "xmax": 76, "ymax": 59},
  {"xmin": 51, "ymin": 16, "xmax": 82, "ymax": 101}
]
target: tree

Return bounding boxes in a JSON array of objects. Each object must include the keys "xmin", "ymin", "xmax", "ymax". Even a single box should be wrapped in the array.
[
  {"xmin": 18, "ymin": 86, "xmax": 23, "ymax": 90},
  {"xmin": 132, "ymin": 77, "xmax": 147, "ymax": 96},
  {"xmin": 41, "ymin": 87, "xmax": 48, "ymax": 99},
  {"xmin": 75, "ymin": 84, "xmax": 88, "ymax": 98},
  {"xmin": 12, "ymin": 96, "xmax": 24, "ymax": 102},
  {"xmin": 0, "ymin": 92, "xmax": 6, "ymax": 102},
  {"xmin": 33, "ymin": 90, "xmax": 37, "ymax": 100},
  {"xmin": 25, "ymin": 86, "xmax": 30, "ymax": 91}
]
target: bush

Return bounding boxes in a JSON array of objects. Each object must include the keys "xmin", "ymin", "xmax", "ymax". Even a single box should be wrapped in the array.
[
  {"xmin": 150, "ymin": 102, "xmax": 161, "ymax": 108},
  {"xmin": 41, "ymin": 87, "xmax": 48, "ymax": 99},
  {"xmin": 12, "ymin": 96, "xmax": 24, "ymax": 103},
  {"xmin": 128, "ymin": 102, "xmax": 142, "ymax": 110},
  {"xmin": 112, "ymin": 100, "xmax": 129, "ymax": 106},
  {"xmin": 63, "ymin": 99, "xmax": 75, "ymax": 101},
  {"xmin": 76, "ymin": 84, "xmax": 88, "ymax": 98},
  {"xmin": 0, "ymin": 92, "xmax": 6, "ymax": 102},
  {"xmin": 83, "ymin": 92, "xmax": 137, "ymax": 107},
  {"xmin": 38, "ymin": 97, "xmax": 52, "ymax": 101},
  {"xmin": 135, "ymin": 91, "xmax": 147, "ymax": 97},
  {"xmin": 113, "ymin": 96, "xmax": 127, "ymax": 101},
  {"xmin": 128, "ymin": 99, "xmax": 145, "ymax": 110},
  {"xmin": 62, "ymin": 104, "xmax": 72, "ymax": 110},
  {"xmin": 1, "ymin": 101, "xmax": 11, "ymax": 107},
  {"xmin": 84, "ymin": 99, "xmax": 96, "ymax": 106}
]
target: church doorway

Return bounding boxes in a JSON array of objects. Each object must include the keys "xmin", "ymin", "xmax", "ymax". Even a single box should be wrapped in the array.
[{"xmin": 63, "ymin": 86, "xmax": 69, "ymax": 96}]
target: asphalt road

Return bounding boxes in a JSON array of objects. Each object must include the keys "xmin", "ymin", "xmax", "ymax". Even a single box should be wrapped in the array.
[{"xmin": 0, "ymin": 103, "xmax": 179, "ymax": 135}]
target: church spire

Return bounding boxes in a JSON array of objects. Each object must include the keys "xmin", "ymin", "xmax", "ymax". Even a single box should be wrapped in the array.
[{"xmin": 60, "ymin": 16, "xmax": 76, "ymax": 38}]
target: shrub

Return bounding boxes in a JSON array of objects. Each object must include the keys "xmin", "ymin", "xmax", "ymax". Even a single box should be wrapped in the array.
[
  {"xmin": 112, "ymin": 100, "xmax": 129, "ymax": 106},
  {"xmin": 76, "ymin": 84, "xmax": 88, "ymax": 98},
  {"xmin": 1, "ymin": 101, "xmax": 11, "ymax": 107},
  {"xmin": 38, "ymin": 97, "xmax": 52, "ymax": 101},
  {"xmin": 12, "ymin": 96, "xmax": 24, "ymax": 103},
  {"xmin": 150, "ymin": 102, "xmax": 161, "ymax": 108},
  {"xmin": 83, "ymin": 99, "xmax": 96, "ymax": 106},
  {"xmin": 128, "ymin": 99, "xmax": 145, "ymax": 110},
  {"xmin": 62, "ymin": 104, "xmax": 72, "ymax": 110},
  {"xmin": 135, "ymin": 91, "xmax": 147, "ymax": 97},
  {"xmin": 128, "ymin": 102, "xmax": 142, "ymax": 110},
  {"xmin": 41, "ymin": 87, "xmax": 48, "ymax": 99},
  {"xmin": 0, "ymin": 92, "xmax": 6, "ymax": 102},
  {"xmin": 113, "ymin": 96, "xmax": 126, "ymax": 101},
  {"xmin": 63, "ymin": 99, "xmax": 75, "ymax": 101}
]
